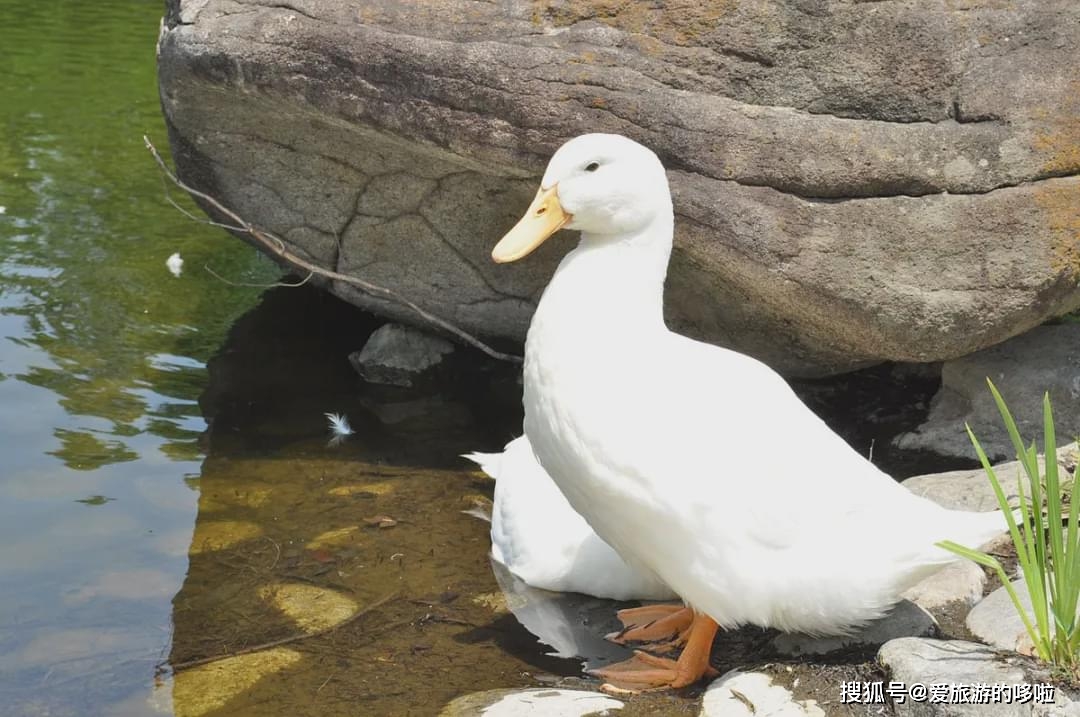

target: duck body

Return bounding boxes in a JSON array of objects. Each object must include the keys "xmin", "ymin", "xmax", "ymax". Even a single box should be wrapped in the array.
[
  {"xmin": 465, "ymin": 435, "xmax": 675, "ymax": 601},
  {"xmin": 505, "ymin": 134, "xmax": 1006, "ymax": 639}
]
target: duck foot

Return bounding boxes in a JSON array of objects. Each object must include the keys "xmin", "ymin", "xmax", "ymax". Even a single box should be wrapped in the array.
[
  {"xmin": 606, "ymin": 604, "xmax": 693, "ymax": 646},
  {"xmin": 591, "ymin": 612, "xmax": 719, "ymax": 693}
]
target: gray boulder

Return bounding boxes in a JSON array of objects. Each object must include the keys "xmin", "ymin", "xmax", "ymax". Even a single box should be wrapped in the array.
[
  {"xmin": 895, "ymin": 325, "xmax": 1080, "ymax": 462},
  {"xmin": 157, "ymin": 0, "xmax": 1080, "ymax": 376}
]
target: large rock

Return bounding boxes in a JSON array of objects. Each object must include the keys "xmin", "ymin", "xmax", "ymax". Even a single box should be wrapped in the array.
[
  {"xmin": 157, "ymin": 0, "xmax": 1080, "ymax": 376},
  {"xmin": 895, "ymin": 325, "xmax": 1080, "ymax": 461}
]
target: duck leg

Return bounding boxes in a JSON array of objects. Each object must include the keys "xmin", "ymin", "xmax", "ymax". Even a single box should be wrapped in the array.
[
  {"xmin": 590, "ymin": 611, "xmax": 719, "ymax": 693},
  {"xmin": 606, "ymin": 604, "xmax": 693, "ymax": 650}
]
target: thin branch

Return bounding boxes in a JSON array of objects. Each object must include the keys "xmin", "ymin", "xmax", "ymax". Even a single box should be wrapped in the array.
[
  {"xmin": 145, "ymin": 136, "xmax": 522, "ymax": 364},
  {"xmin": 166, "ymin": 589, "xmax": 400, "ymax": 672},
  {"xmin": 203, "ymin": 264, "xmax": 314, "ymax": 289}
]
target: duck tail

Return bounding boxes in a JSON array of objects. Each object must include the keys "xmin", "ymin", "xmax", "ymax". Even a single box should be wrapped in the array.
[
  {"xmin": 461, "ymin": 450, "xmax": 503, "ymax": 480},
  {"xmin": 940, "ymin": 507, "xmax": 1012, "ymax": 553}
]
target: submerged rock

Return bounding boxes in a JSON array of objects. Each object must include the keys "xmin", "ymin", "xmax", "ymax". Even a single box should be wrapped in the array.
[
  {"xmin": 700, "ymin": 670, "xmax": 824, "ymax": 717},
  {"xmin": 349, "ymin": 322, "xmax": 455, "ymax": 388},
  {"xmin": 894, "ymin": 325, "xmax": 1080, "ymax": 462},
  {"xmin": 439, "ymin": 688, "xmax": 623, "ymax": 716},
  {"xmin": 158, "ymin": 0, "xmax": 1080, "ymax": 376}
]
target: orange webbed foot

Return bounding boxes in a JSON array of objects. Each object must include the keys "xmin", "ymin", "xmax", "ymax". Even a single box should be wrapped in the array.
[
  {"xmin": 591, "ymin": 612, "xmax": 719, "ymax": 693},
  {"xmin": 606, "ymin": 603, "xmax": 693, "ymax": 646}
]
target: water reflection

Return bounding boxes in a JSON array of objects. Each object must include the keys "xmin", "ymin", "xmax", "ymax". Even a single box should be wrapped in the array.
[
  {"xmin": 0, "ymin": 1, "xmax": 271, "ymax": 714},
  {"xmin": 166, "ymin": 284, "xmax": 561, "ymax": 716}
]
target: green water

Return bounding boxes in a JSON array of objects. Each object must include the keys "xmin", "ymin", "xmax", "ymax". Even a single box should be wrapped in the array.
[{"xmin": 0, "ymin": 0, "xmax": 275, "ymax": 712}]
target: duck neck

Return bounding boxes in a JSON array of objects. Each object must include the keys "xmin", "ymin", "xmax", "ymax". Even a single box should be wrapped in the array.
[{"xmin": 532, "ymin": 213, "xmax": 674, "ymax": 342}]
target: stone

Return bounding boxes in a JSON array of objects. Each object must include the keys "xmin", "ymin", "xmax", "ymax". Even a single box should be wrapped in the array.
[
  {"xmin": 903, "ymin": 443, "xmax": 1079, "ymax": 513},
  {"xmin": 349, "ymin": 323, "xmax": 454, "ymax": 388},
  {"xmin": 700, "ymin": 670, "xmax": 824, "ymax": 717},
  {"xmin": 966, "ymin": 579, "xmax": 1042, "ymax": 655},
  {"xmin": 773, "ymin": 600, "xmax": 935, "ymax": 656},
  {"xmin": 158, "ymin": 0, "xmax": 1080, "ymax": 377},
  {"xmin": 902, "ymin": 560, "xmax": 986, "ymax": 611},
  {"xmin": 878, "ymin": 638, "xmax": 1032, "ymax": 717},
  {"xmin": 895, "ymin": 326, "xmax": 1080, "ymax": 462},
  {"xmin": 439, "ymin": 688, "xmax": 623, "ymax": 717}
]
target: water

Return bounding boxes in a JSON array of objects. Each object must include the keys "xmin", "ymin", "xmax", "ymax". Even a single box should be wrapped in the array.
[{"xmin": 0, "ymin": 4, "xmax": 612, "ymax": 714}]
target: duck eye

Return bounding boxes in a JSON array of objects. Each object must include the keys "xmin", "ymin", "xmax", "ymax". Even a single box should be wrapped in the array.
[{"xmin": 585, "ymin": 162, "xmax": 600, "ymax": 172}]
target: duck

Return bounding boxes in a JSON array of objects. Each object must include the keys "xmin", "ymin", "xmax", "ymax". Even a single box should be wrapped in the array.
[
  {"xmin": 464, "ymin": 435, "xmax": 675, "ymax": 601},
  {"xmin": 489, "ymin": 133, "xmax": 1008, "ymax": 691}
]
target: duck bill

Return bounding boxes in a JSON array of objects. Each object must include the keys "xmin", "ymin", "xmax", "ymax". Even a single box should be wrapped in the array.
[{"xmin": 491, "ymin": 185, "xmax": 570, "ymax": 263}]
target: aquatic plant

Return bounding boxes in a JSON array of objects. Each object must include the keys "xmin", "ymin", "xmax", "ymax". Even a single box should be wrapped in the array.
[{"xmin": 940, "ymin": 380, "xmax": 1080, "ymax": 672}]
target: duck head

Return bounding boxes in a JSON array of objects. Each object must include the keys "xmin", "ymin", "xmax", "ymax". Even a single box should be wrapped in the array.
[{"xmin": 492, "ymin": 134, "xmax": 671, "ymax": 263}]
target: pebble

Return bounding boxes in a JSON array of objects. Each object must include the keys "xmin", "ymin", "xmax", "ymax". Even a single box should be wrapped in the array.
[
  {"xmin": 700, "ymin": 670, "xmax": 823, "ymax": 716},
  {"xmin": 966, "ymin": 579, "xmax": 1042, "ymax": 654},
  {"xmin": 439, "ymin": 688, "xmax": 623, "ymax": 716},
  {"xmin": 902, "ymin": 559, "xmax": 987, "ymax": 610}
]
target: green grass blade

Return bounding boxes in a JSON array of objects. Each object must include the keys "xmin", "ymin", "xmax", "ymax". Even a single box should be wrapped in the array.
[{"xmin": 938, "ymin": 540, "xmax": 1047, "ymax": 660}]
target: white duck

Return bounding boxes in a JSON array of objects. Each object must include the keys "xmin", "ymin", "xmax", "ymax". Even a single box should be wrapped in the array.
[
  {"xmin": 490, "ymin": 133, "xmax": 1008, "ymax": 690},
  {"xmin": 464, "ymin": 435, "xmax": 675, "ymax": 601}
]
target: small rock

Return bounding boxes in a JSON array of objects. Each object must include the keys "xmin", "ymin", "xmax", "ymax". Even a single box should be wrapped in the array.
[
  {"xmin": 774, "ymin": 600, "xmax": 935, "ymax": 656},
  {"xmin": 903, "ymin": 443, "xmax": 1078, "ymax": 513},
  {"xmin": 439, "ymin": 688, "xmax": 623, "ymax": 716},
  {"xmin": 878, "ymin": 638, "xmax": 1031, "ymax": 716},
  {"xmin": 349, "ymin": 323, "xmax": 455, "ymax": 388},
  {"xmin": 700, "ymin": 670, "xmax": 824, "ymax": 717},
  {"xmin": 902, "ymin": 559, "xmax": 987, "ymax": 610},
  {"xmin": 966, "ymin": 579, "xmax": 1043, "ymax": 654},
  {"xmin": 894, "ymin": 325, "xmax": 1080, "ymax": 462}
]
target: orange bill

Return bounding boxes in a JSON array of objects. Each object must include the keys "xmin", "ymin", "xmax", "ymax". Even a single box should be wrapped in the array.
[{"xmin": 491, "ymin": 185, "xmax": 570, "ymax": 263}]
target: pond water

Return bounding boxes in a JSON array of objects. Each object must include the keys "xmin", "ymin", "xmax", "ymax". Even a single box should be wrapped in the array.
[
  {"xmin": 0, "ymin": 2, "xmax": 968, "ymax": 716},
  {"xmin": 0, "ymin": 3, "xmax": 605, "ymax": 714}
]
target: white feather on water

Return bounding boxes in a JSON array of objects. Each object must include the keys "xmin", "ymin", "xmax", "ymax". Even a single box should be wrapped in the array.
[
  {"xmin": 166, "ymin": 252, "xmax": 183, "ymax": 277},
  {"xmin": 324, "ymin": 412, "xmax": 353, "ymax": 446}
]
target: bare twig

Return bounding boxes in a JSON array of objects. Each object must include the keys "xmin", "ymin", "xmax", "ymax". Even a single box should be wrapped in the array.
[
  {"xmin": 166, "ymin": 589, "xmax": 400, "ymax": 672},
  {"xmin": 145, "ymin": 136, "xmax": 522, "ymax": 364}
]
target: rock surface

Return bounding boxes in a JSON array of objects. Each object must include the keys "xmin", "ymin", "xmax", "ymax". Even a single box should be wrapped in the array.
[
  {"xmin": 903, "ymin": 443, "xmax": 1079, "ymax": 513},
  {"xmin": 700, "ymin": 670, "xmax": 824, "ymax": 717},
  {"xmin": 902, "ymin": 559, "xmax": 987, "ymax": 611},
  {"xmin": 895, "ymin": 325, "xmax": 1080, "ymax": 461},
  {"xmin": 966, "ymin": 580, "xmax": 1039, "ymax": 655},
  {"xmin": 157, "ymin": 0, "xmax": 1080, "ymax": 376},
  {"xmin": 349, "ymin": 322, "xmax": 455, "ymax": 388},
  {"xmin": 439, "ymin": 688, "xmax": 623, "ymax": 716},
  {"xmin": 773, "ymin": 600, "xmax": 936, "ymax": 656},
  {"xmin": 878, "ymin": 638, "xmax": 1041, "ymax": 717}
]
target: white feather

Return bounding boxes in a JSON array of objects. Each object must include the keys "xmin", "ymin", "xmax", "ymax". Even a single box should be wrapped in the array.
[
  {"xmin": 464, "ymin": 436, "xmax": 675, "ymax": 601},
  {"xmin": 166, "ymin": 252, "xmax": 183, "ymax": 278},
  {"xmin": 324, "ymin": 412, "xmax": 353, "ymax": 446}
]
